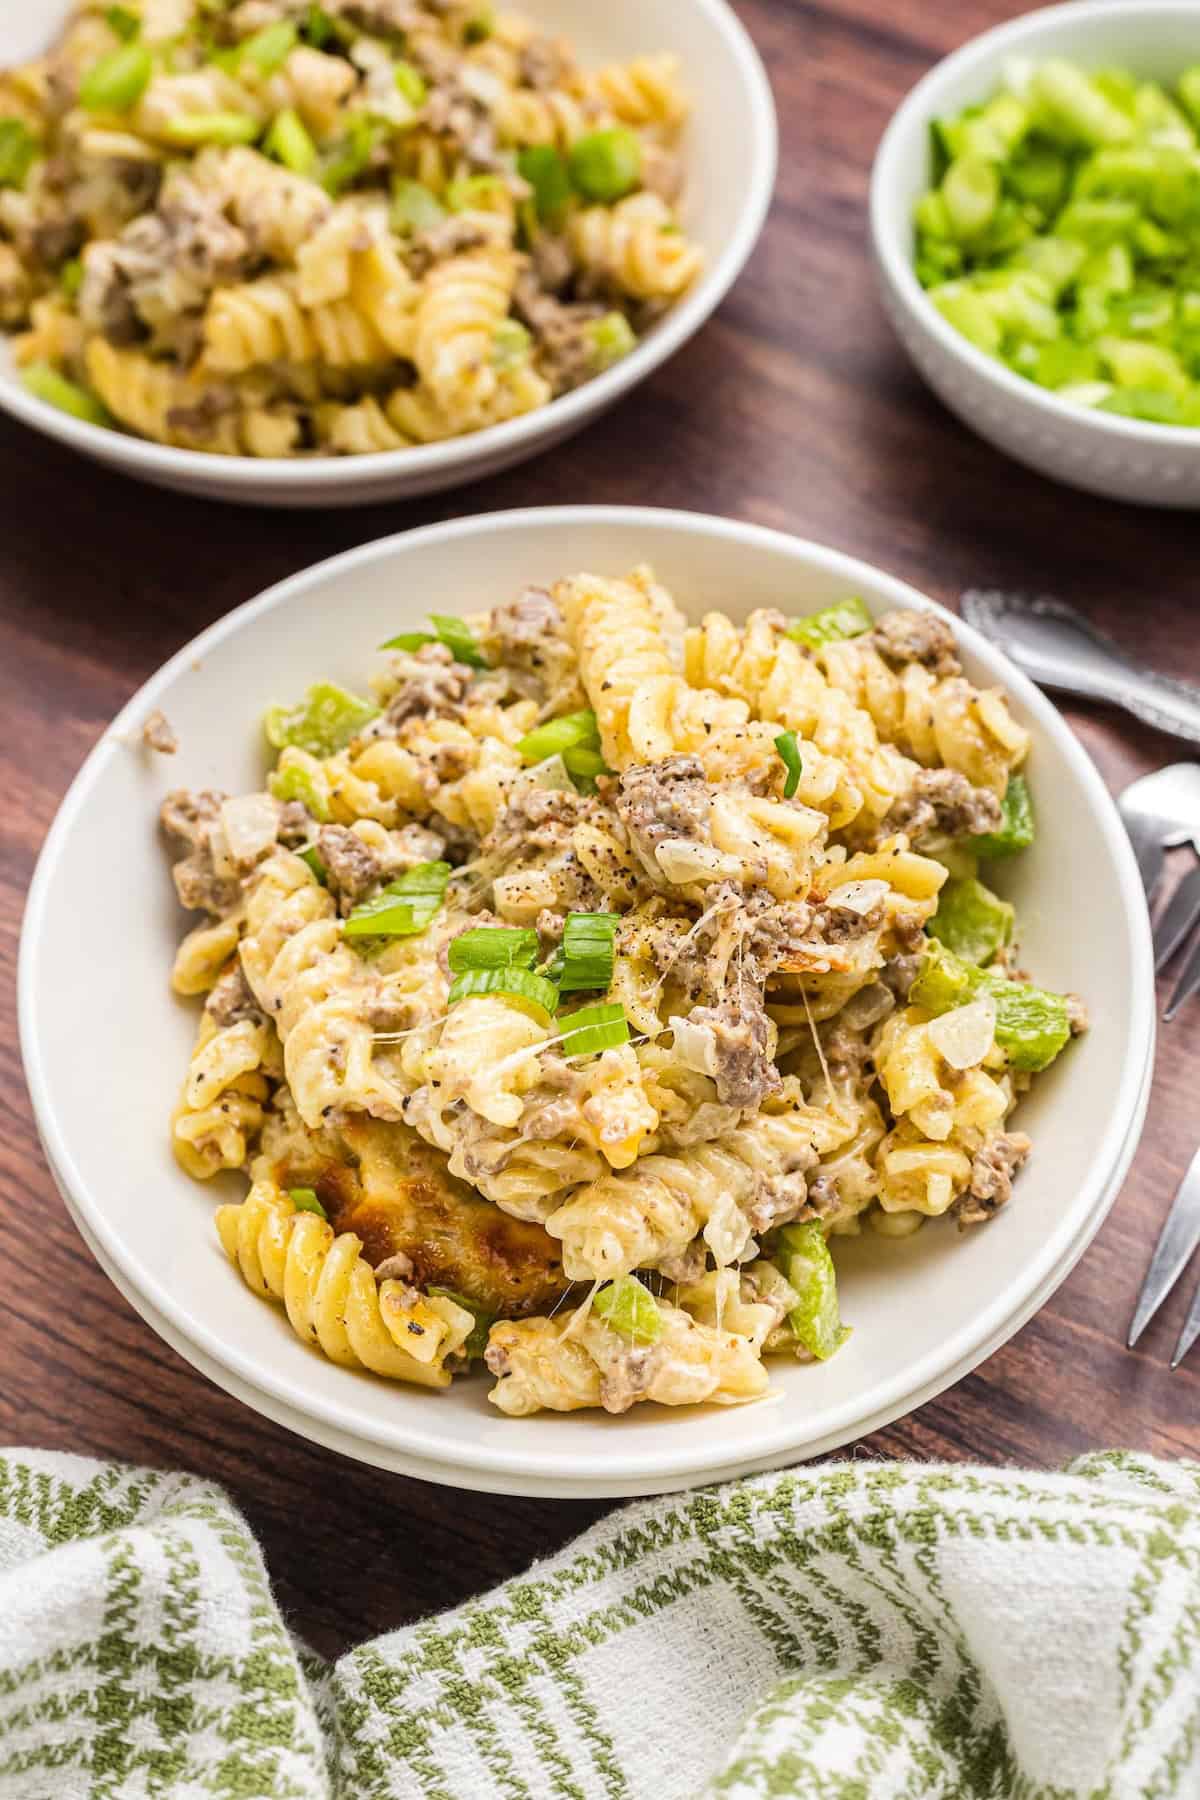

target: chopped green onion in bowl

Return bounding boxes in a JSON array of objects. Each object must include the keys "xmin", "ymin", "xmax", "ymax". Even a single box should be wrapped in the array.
[{"xmin": 915, "ymin": 55, "xmax": 1200, "ymax": 427}]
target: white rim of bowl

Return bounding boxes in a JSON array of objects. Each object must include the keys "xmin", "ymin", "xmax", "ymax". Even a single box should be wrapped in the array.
[
  {"xmin": 18, "ymin": 505, "xmax": 1156, "ymax": 1485},
  {"xmin": 870, "ymin": 0, "xmax": 1200, "ymax": 450},
  {"xmin": 0, "ymin": 0, "xmax": 776, "ymax": 489}
]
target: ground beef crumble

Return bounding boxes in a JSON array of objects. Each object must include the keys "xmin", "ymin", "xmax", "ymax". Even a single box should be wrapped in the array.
[{"xmin": 956, "ymin": 1131, "xmax": 1032, "ymax": 1225}]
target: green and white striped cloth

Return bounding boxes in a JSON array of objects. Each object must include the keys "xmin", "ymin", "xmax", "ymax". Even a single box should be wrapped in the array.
[{"xmin": 1, "ymin": 1447, "xmax": 1196, "ymax": 1798}]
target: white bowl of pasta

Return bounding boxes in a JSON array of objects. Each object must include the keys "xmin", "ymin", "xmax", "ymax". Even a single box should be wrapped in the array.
[
  {"xmin": 0, "ymin": 0, "xmax": 774, "ymax": 506},
  {"xmin": 20, "ymin": 507, "xmax": 1154, "ymax": 1496}
]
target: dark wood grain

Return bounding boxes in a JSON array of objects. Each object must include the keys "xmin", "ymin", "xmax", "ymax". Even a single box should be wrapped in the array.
[{"xmin": 2, "ymin": 0, "xmax": 1198, "ymax": 1660}]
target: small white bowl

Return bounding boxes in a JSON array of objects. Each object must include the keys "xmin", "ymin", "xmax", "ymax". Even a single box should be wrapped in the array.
[
  {"xmin": 19, "ymin": 507, "xmax": 1155, "ymax": 1496},
  {"xmin": 0, "ymin": 0, "xmax": 775, "ymax": 508},
  {"xmin": 871, "ymin": 0, "xmax": 1200, "ymax": 508}
]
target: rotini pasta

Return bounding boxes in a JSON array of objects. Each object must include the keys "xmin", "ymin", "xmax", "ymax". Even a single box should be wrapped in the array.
[
  {"xmin": 1, "ymin": 4, "xmax": 702, "ymax": 458},
  {"xmin": 160, "ymin": 566, "xmax": 1084, "ymax": 1415}
]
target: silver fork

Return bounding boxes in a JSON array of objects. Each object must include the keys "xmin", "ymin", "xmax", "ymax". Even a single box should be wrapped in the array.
[
  {"xmin": 1118, "ymin": 765, "xmax": 1200, "ymax": 1019},
  {"xmin": 961, "ymin": 590, "xmax": 1200, "ymax": 1365}
]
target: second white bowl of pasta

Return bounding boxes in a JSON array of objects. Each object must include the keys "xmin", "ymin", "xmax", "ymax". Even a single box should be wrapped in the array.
[
  {"xmin": 20, "ymin": 507, "xmax": 1153, "ymax": 1495},
  {"xmin": 0, "ymin": 0, "xmax": 775, "ymax": 505}
]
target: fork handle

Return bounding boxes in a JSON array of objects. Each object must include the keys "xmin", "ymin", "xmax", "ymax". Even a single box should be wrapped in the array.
[{"xmin": 961, "ymin": 591, "xmax": 1200, "ymax": 747}]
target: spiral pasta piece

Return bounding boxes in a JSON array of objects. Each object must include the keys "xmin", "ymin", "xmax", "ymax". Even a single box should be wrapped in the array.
[
  {"xmin": 411, "ymin": 247, "xmax": 520, "ymax": 421},
  {"xmin": 685, "ymin": 609, "xmax": 919, "ymax": 825},
  {"xmin": 486, "ymin": 1290, "xmax": 769, "ymax": 1415},
  {"xmin": 201, "ymin": 275, "xmax": 391, "ymax": 375},
  {"xmin": 171, "ymin": 1011, "xmax": 272, "ymax": 1179},
  {"xmin": 578, "ymin": 53, "xmax": 690, "ymax": 130},
  {"xmin": 558, "ymin": 566, "xmax": 748, "ymax": 769},
  {"xmin": 216, "ymin": 1180, "xmax": 474, "ymax": 1387},
  {"xmin": 545, "ymin": 1101, "xmax": 852, "ymax": 1282},
  {"xmin": 192, "ymin": 147, "xmax": 332, "ymax": 261},
  {"xmin": 569, "ymin": 194, "xmax": 703, "ymax": 301}
]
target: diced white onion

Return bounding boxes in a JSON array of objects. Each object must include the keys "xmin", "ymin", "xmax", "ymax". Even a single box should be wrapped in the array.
[
  {"xmin": 826, "ymin": 878, "xmax": 889, "ymax": 915},
  {"xmin": 928, "ymin": 995, "xmax": 996, "ymax": 1070},
  {"xmin": 525, "ymin": 754, "xmax": 574, "ymax": 792},
  {"xmin": 668, "ymin": 1013, "xmax": 719, "ymax": 1078},
  {"xmin": 655, "ymin": 839, "xmax": 729, "ymax": 883},
  {"xmin": 458, "ymin": 62, "xmax": 506, "ymax": 107},
  {"xmin": 220, "ymin": 793, "xmax": 279, "ymax": 867}
]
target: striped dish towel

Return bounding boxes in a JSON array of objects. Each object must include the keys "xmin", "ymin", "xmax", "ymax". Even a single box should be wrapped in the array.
[{"xmin": 0, "ymin": 1448, "xmax": 1196, "ymax": 1797}]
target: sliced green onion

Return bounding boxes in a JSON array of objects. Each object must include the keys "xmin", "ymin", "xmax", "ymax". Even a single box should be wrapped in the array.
[
  {"xmin": 161, "ymin": 111, "xmax": 262, "ymax": 147},
  {"xmin": 588, "ymin": 311, "xmax": 637, "ymax": 372},
  {"xmin": 239, "ymin": 21, "xmax": 298, "ymax": 75},
  {"xmin": 393, "ymin": 60, "xmax": 427, "ymax": 107},
  {"xmin": 558, "ymin": 1001, "xmax": 629, "ymax": 1056},
  {"xmin": 776, "ymin": 1221, "xmax": 848, "ymax": 1362},
  {"xmin": 592, "ymin": 1275, "xmax": 660, "ymax": 1342},
  {"xmin": 105, "ymin": 5, "xmax": 141, "ymax": 41},
  {"xmin": 0, "ymin": 119, "xmax": 37, "ymax": 189},
  {"xmin": 972, "ymin": 775, "xmax": 1035, "ymax": 859},
  {"xmin": 320, "ymin": 112, "xmax": 383, "ymax": 195},
  {"xmin": 343, "ymin": 861, "xmax": 450, "ymax": 941},
  {"xmin": 569, "ymin": 126, "xmax": 641, "ymax": 203},
  {"xmin": 517, "ymin": 144, "xmax": 571, "ymax": 222},
  {"xmin": 22, "ymin": 362, "xmax": 110, "ymax": 425},
  {"xmin": 59, "ymin": 257, "xmax": 84, "ymax": 299},
  {"xmin": 560, "ymin": 742, "xmax": 611, "ymax": 794},
  {"xmin": 391, "ymin": 177, "xmax": 445, "ymax": 235},
  {"xmin": 448, "ymin": 926, "xmax": 538, "ymax": 973},
  {"xmin": 80, "ymin": 41, "xmax": 152, "ymax": 111},
  {"xmin": 264, "ymin": 681, "xmax": 379, "ymax": 757},
  {"xmin": 289, "ymin": 1186, "xmax": 327, "ymax": 1219},
  {"xmin": 298, "ymin": 845, "xmax": 327, "ymax": 885},
  {"xmin": 446, "ymin": 965, "xmax": 558, "ymax": 1020},
  {"xmin": 927, "ymin": 877, "xmax": 1014, "ymax": 966},
  {"xmin": 516, "ymin": 709, "xmax": 600, "ymax": 765},
  {"xmin": 264, "ymin": 107, "xmax": 317, "ymax": 175},
  {"xmin": 427, "ymin": 1287, "xmax": 495, "ymax": 1359},
  {"xmin": 787, "ymin": 596, "xmax": 873, "ymax": 649},
  {"xmin": 393, "ymin": 860, "xmax": 453, "ymax": 900},
  {"xmin": 553, "ymin": 911, "xmax": 619, "ymax": 993},
  {"xmin": 774, "ymin": 730, "xmax": 802, "ymax": 799},
  {"xmin": 268, "ymin": 759, "xmax": 331, "ymax": 822},
  {"xmin": 492, "ymin": 318, "xmax": 531, "ymax": 370},
  {"xmin": 379, "ymin": 613, "xmax": 488, "ymax": 669}
]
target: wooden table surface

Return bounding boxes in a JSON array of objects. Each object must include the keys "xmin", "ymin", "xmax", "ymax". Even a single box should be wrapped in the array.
[{"xmin": 3, "ymin": 0, "xmax": 1198, "ymax": 1660}]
